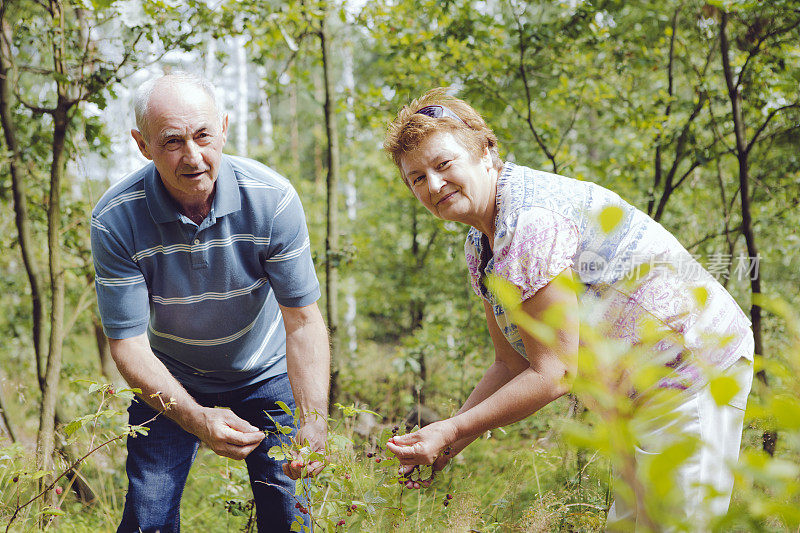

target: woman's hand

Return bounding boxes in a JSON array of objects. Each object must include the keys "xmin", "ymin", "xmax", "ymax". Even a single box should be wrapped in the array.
[{"xmin": 386, "ymin": 419, "xmax": 457, "ymax": 487}]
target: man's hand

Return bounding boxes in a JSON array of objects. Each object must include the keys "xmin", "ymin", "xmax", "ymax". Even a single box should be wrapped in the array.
[
  {"xmin": 282, "ymin": 417, "xmax": 327, "ymax": 480},
  {"xmin": 190, "ymin": 407, "xmax": 265, "ymax": 460}
]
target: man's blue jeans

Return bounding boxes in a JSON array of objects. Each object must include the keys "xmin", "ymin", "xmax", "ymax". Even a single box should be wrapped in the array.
[{"xmin": 117, "ymin": 372, "xmax": 311, "ymax": 532}]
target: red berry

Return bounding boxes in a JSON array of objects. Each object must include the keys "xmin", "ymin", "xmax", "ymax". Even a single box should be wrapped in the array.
[
  {"xmin": 446, "ymin": 493, "xmax": 453, "ymax": 500},
  {"xmin": 337, "ymin": 519, "xmax": 345, "ymax": 526},
  {"xmin": 108, "ymin": 388, "xmax": 115, "ymax": 395},
  {"xmin": 350, "ymin": 504, "xmax": 357, "ymax": 510},
  {"xmin": 375, "ymin": 457, "xmax": 381, "ymax": 463},
  {"xmin": 295, "ymin": 502, "xmax": 302, "ymax": 509},
  {"xmin": 55, "ymin": 486, "xmax": 63, "ymax": 495}
]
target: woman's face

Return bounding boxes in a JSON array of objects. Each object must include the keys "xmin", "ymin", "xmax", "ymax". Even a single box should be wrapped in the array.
[{"xmin": 399, "ymin": 131, "xmax": 497, "ymax": 231}]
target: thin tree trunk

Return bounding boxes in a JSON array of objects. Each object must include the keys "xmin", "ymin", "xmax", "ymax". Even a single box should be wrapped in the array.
[
  {"xmin": 0, "ymin": 389, "xmax": 17, "ymax": 443},
  {"xmin": 93, "ymin": 315, "xmax": 116, "ymax": 379},
  {"xmin": 719, "ymin": 11, "xmax": 773, "ymax": 455},
  {"xmin": 37, "ymin": 101, "xmax": 68, "ymax": 474},
  {"xmin": 36, "ymin": 0, "xmax": 69, "ymax": 477},
  {"xmin": 416, "ymin": 349, "xmax": 426, "ymax": 407},
  {"xmin": 290, "ymin": 72, "xmax": 300, "ymax": 177},
  {"xmin": 235, "ymin": 28, "xmax": 248, "ymax": 157},
  {"xmin": 205, "ymin": 39, "xmax": 216, "ymax": 79},
  {"xmin": 0, "ymin": 16, "xmax": 47, "ymax": 389},
  {"xmin": 3, "ymin": 6, "xmax": 100, "ymax": 500},
  {"xmin": 409, "ymin": 203, "xmax": 427, "ymax": 405},
  {"xmin": 342, "ymin": 40, "xmax": 357, "ymax": 354},
  {"xmin": 648, "ymin": 5, "xmax": 681, "ymax": 216},
  {"xmin": 320, "ymin": 15, "xmax": 340, "ymax": 408},
  {"xmin": 313, "ymin": 69, "xmax": 325, "ymax": 192},
  {"xmin": 258, "ymin": 68, "xmax": 275, "ymax": 154}
]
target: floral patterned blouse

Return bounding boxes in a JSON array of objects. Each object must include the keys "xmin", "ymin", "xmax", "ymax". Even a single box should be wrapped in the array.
[{"xmin": 465, "ymin": 162, "xmax": 753, "ymax": 394}]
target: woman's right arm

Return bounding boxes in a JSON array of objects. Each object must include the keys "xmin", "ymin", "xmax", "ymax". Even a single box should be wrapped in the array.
[
  {"xmin": 387, "ymin": 270, "xmax": 577, "ymax": 477},
  {"xmin": 430, "ymin": 300, "xmax": 533, "ymax": 465}
]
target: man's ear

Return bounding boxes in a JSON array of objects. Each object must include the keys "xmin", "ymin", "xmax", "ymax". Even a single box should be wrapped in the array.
[
  {"xmin": 131, "ymin": 129, "xmax": 153, "ymax": 160},
  {"xmin": 220, "ymin": 113, "xmax": 229, "ymax": 145}
]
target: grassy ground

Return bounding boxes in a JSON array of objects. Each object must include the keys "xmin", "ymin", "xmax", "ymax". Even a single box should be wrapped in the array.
[
  {"xmin": 2, "ymin": 325, "xmax": 791, "ymax": 531},
  {"xmin": 1, "ymin": 358, "xmax": 611, "ymax": 532}
]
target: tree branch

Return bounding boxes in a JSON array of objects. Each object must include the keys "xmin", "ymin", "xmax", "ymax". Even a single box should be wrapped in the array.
[
  {"xmin": 746, "ymin": 102, "xmax": 800, "ymax": 155},
  {"xmin": 686, "ymin": 224, "xmax": 743, "ymax": 252},
  {"xmin": 508, "ymin": 0, "xmax": 557, "ymax": 173}
]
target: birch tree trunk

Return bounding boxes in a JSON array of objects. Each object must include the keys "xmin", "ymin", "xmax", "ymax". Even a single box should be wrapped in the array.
[
  {"xmin": 258, "ymin": 67, "xmax": 275, "ymax": 154},
  {"xmin": 342, "ymin": 40, "xmax": 357, "ymax": 354},
  {"xmin": 290, "ymin": 71, "xmax": 300, "ymax": 177},
  {"xmin": 235, "ymin": 31, "xmax": 248, "ymax": 157},
  {"xmin": 320, "ymin": 13, "xmax": 340, "ymax": 405}
]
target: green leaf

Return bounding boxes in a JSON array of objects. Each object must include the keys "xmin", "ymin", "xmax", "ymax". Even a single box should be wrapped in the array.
[
  {"xmin": 64, "ymin": 420, "xmax": 83, "ymax": 438},
  {"xmin": 117, "ymin": 390, "xmax": 135, "ymax": 401},
  {"xmin": 276, "ymin": 400, "xmax": 293, "ymax": 417},
  {"xmin": 485, "ymin": 275, "xmax": 521, "ymax": 308},
  {"xmin": 691, "ymin": 286, "xmax": 709, "ymax": 307},
  {"xmin": 130, "ymin": 425, "xmax": 150, "ymax": 436},
  {"xmin": 335, "ymin": 403, "xmax": 380, "ymax": 418},
  {"xmin": 709, "ymin": 375, "xmax": 739, "ymax": 406},
  {"xmin": 771, "ymin": 396, "xmax": 800, "ymax": 430},
  {"xmin": 28, "ymin": 470, "xmax": 51, "ymax": 481},
  {"xmin": 306, "ymin": 451, "xmax": 325, "ymax": 462},
  {"xmin": 647, "ymin": 437, "xmax": 699, "ymax": 489},
  {"xmin": 599, "ymin": 206, "xmax": 624, "ymax": 234},
  {"xmin": 268, "ymin": 445, "xmax": 286, "ymax": 460}
]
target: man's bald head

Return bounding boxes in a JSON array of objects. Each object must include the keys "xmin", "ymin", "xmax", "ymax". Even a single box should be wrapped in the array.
[{"xmin": 133, "ymin": 72, "xmax": 222, "ymax": 142}]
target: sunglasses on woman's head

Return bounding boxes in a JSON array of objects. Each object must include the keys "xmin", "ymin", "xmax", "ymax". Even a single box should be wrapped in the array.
[{"xmin": 415, "ymin": 105, "xmax": 469, "ymax": 126}]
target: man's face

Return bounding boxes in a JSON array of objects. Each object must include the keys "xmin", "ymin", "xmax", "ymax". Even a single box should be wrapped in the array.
[{"xmin": 132, "ymin": 82, "xmax": 228, "ymax": 209}]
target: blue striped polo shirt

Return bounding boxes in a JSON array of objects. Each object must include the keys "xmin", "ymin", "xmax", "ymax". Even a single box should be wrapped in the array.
[{"xmin": 90, "ymin": 155, "xmax": 321, "ymax": 392}]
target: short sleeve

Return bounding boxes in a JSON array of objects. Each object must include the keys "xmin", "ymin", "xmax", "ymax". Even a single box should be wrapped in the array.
[
  {"xmin": 493, "ymin": 207, "xmax": 579, "ymax": 300},
  {"xmin": 264, "ymin": 187, "xmax": 321, "ymax": 307},
  {"xmin": 90, "ymin": 217, "xmax": 150, "ymax": 339},
  {"xmin": 464, "ymin": 229, "xmax": 485, "ymax": 297}
]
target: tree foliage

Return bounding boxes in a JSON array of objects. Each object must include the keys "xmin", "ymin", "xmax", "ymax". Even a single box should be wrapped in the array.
[{"xmin": 1, "ymin": 0, "xmax": 799, "ymax": 529}]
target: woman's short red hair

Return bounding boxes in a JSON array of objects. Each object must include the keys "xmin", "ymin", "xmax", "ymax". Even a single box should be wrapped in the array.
[{"xmin": 384, "ymin": 88, "xmax": 503, "ymax": 183}]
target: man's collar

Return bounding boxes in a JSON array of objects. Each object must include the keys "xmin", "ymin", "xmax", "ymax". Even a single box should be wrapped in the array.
[
  {"xmin": 145, "ymin": 155, "xmax": 241, "ymax": 224},
  {"xmin": 212, "ymin": 156, "xmax": 241, "ymax": 218}
]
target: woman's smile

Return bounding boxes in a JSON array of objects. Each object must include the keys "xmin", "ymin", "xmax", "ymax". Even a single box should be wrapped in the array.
[
  {"xmin": 436, "ymin": 190, "xmax": 458, "ymax": 205},
  {"xmin": 399, "ymin": 131, "xmax": 498, "ymax": 236}
]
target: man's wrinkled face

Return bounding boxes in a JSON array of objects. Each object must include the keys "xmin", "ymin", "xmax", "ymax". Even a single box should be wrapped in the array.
[{"xmin": 132, "ymin": 82, "xmax": 228, "ymax": 209}]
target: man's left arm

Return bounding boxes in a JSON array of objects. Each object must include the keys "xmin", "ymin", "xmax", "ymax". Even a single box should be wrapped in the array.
[{"xmin": 280, "ymin": 302, "xmax": 330, "ymax": 480}]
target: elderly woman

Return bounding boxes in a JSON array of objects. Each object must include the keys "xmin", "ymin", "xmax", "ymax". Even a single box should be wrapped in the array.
[{"xmin": 383, "ymin": 88, "xmax": 754, "ymax": 528}]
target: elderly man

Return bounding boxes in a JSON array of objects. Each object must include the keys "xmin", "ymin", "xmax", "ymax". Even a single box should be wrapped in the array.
[{"xmin": 90, "ymin": 72, "xmax": 329, "ymax": 532}]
